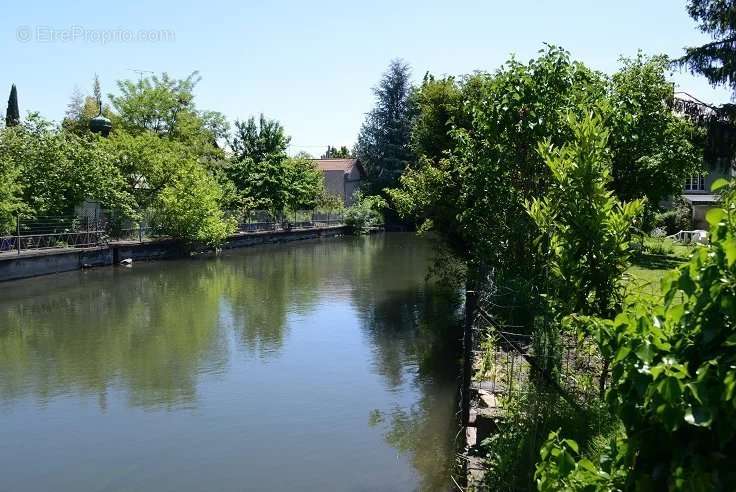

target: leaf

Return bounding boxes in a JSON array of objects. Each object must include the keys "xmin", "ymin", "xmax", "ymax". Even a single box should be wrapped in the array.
[
  {"xmin": 614, "ymin": 346, "xmax": 632, "ymax": 363},
  {"xmin": 711, "ymin": 178, "xmax": 729, "ymax": 192},
  {"xmin": 563, "ymin": 439, "xmax": 579, "ymax": 454},
  {"xmin": 684, "ymin": 406, "xmax": 713, "ymax": 427},
  {"xmin": 706, "ymin": 208, "xmax": 726, "ymax": 226},
  {"xmin": 724, "ymin": 238, "xmax": 736, "ymax": 268}
]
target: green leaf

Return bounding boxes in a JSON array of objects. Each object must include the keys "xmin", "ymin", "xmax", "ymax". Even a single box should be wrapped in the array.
[
  {"xmin": 724, "ymin": 238, "xmax": 736, "ymax": 267},
  {"xmin": 563, "ymin": 439, "xmax": 579, "ymax": 454},
  {"xmin": 711, "ymin": 178, "xmax": 729, "ymax": 192},
  {"xmin": 706, "ymin": 208, "xmax": 726, "ymax": 226}
]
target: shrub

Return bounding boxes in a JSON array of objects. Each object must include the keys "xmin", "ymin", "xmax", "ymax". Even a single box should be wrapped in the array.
[
  {"xmin": 536, "ymin": 178, "xmax": 736, "ymax": 490},
  {"xmin": 653, "ymin": 196, "xmax": 693, "ymax": 235},
  {"xmin": 344, "ymin": 193, "xmax": 387, "ymax": 233}
]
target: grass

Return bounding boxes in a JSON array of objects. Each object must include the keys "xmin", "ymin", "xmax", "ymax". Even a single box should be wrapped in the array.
[{"xmin": 626, "ymin": 241, "xmax": 694, "ymax": 303}]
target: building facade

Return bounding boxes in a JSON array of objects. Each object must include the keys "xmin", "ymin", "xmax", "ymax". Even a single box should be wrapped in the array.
[{"xmin": 312, "ymin": 159, "xmax": 366, "ymax": 207}]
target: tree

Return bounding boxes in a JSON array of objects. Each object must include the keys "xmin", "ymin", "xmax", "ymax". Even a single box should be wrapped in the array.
[
  {"xmin": 678, "ymin": 0, "xmax": 736, "ymax": 94},
  {"xmin": 283, "ymin": 156, "xmax": 324, "ymax": 210},
  {"xmin": 409, "ymin": 73, "xmax": 463, "ymax": 164},
  {"xmin": 150, "ymin": 160, "xmax": 236, "ymax": 247},
  {"xmin": 63, "ymin": 78, "xmax": 113, "ymax": 135},
  {"xmin": 0, "ymin": 134, "xmax": 22, "ymax": 233},
  {"xmin": 356, "ymin": 59, "xmax": 415, "ymax": 193},
  {"xmin": 609, "ymin": 53, "xmax": 703, "ymax": 204},
  {"xmin": 109, "ymin": 71, "xmax": 226, "ymax": 153},
  {"xmin": 229, "ymin": 114, "xmax": 290, "ymax": 164},
  {"xmin": 528, "ymin": 111, "xmax": 644, "ymax": 319},
  {"xmin": 321, "ymin": 145, "xmax": 352, "ymax": 158},
  {"xmin": 6, "ymin": 84, "xmax": 19, "ymax": 127},
  {"xmin": 2, "ymin": 114, "xmax": 135, "ymax": 218},
  {"xmin": 390, "ymin": 46, "xmax": 607, "ymax": 279}
]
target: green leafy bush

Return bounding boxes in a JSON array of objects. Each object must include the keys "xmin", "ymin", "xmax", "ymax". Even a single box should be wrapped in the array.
[
  {"xmin": 151, "ymin": 163, "xmax": 236, "ymax": 248},
  {"xmin": 344, "ymin": 193, "xmax": 386, "ymax": 233},
  {"xmin": 536, "ymin": 178, "xmax": 736, "ymax": 490},
  {"xmin": 653, "ymin": 196, "xmax": 694, "ymax": 235}
]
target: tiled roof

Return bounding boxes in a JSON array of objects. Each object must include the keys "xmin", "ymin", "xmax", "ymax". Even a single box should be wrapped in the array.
[{"xmin": 312, "ymin": 158, "xmax": 358, "ymax": 172}]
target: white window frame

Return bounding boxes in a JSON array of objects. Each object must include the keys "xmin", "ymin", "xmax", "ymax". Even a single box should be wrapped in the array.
[{"xmin": 684, "ymin": 174, "xmax": 705, "ymax": 191}]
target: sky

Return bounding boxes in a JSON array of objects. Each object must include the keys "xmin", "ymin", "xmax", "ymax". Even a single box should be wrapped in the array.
[{"xmin": 1, "ymin": 0, "xmax": 732, "ymax": 156}]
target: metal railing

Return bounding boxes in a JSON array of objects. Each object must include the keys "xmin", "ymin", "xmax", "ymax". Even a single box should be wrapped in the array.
[
  {"xmin": 0, "ymin": 214, "xmax": 107, "ymax": 255},
  {"xmin": 0, "ymin": 209, "xmax": 346, "ymax": 254},
  {"xmin": 236, "ymin": 210, "xmax": 345, "ymax": 233}
]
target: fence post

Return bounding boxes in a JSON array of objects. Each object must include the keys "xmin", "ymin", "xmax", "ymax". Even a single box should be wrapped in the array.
[
  {"xmin": 16, "ymin": 212, "xmax": 21, "ymax": 255},
  {"xmin": 462, "ymin": 289, "xmax": 477, "ymax": 426}
]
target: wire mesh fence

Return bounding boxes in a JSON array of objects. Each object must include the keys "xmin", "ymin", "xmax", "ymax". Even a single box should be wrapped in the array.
[{"xmin": 470, "ymin": 285, "xmax": 604, "ymax": 416}]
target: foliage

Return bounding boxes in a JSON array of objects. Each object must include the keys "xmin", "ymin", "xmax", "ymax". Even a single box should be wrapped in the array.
[
  {"xmin": 536, "ymin": 179, "xmax": 736, "ymax": 490},
  {"xmin": 284, "ymin": 157, "xmax": 324, "ymax": 210},
  {"xmin": 109, "ymin": 71, "xmax": 227, "ymax": 158},
  {"xmin": 0, "ymin": 142, "xmax": 22, "ymax": 233},
  {"xmin": 62, "ymin": 76, "xmax": 114, "ymax": 135},
  {"xmin": 653, "ymin": 196, "xmax": 694, "ymax": 235},
  {"xmin": 409, "ymin": 73, "xmax": 463, "ymax": 163},
  {"xmin": 0, "ymin": 115, "xmax": 135, "ymax": 218},
  {"xmin": 345, "ymin": 193, "xmax": 387, "ymax": 233},
  {"xmin": 229, "ymin": 114, "xmax": 290, "ymax": 164},
  {"xmin": 321, "ymin": 145, "xmax": 352, "ymax": 158},
  {"xmin": 608, "ymin": 53, "xmax": 703, "ymax": 204},
  {"xmin": 102, "ymin": 130, "xmax": 196, "ymax": 211},
  {"xmin": 356, "ymin": 59, "xmax": 415, "ymax": 193},
  {"xmin": 226, "ymin": 116, "xmax": 326, "ymax": 214},
  {"xmin": 5, "ymin": 84, "xmax": 20, "ymax": 127},
  {"xmin": 677, "ymin": 0, "xmax": 736, "ymax": 94},
  {"xmin": 150, "ymin": 162, "xmax": 236, "ymax": 247},
  {"xmin": 527, "ymin": 111, "xmax": 644, "ymax": 318},
  {"xmin": 391, "ymin": 45, "xmax": 606, "ymax": 279}
]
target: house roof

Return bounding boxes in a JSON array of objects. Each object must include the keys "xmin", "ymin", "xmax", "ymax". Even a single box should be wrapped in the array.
[
  {"xmin": 312, "ymin": 158, "xmax": 366, "ymax": 178},
  {"xmin": 312, "ymin": 158, "xmax": 358, "ymax": 171}
]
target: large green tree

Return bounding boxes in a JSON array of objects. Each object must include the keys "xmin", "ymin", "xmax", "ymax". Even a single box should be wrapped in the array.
[
  {"xmin": 109, "ymin": 72, "xmax": 228, "ymax": 158},
  {"xmin": 229, "ymin": 114, "xmax": 290, "ymax": 164},
  {"xmin": 391, "ymin": 46, "xmax": 606, "ymax": 278},
  {"xmin": 356, "ymin": 59, "xmax": 415, "ymax": 193},
  {"xmin": 1, "ymin": 114, "xmax": 135, "ymax": 218},
  {"xmin": 609, "ymin": 54, "xmax": 703, "ymax": 204}
]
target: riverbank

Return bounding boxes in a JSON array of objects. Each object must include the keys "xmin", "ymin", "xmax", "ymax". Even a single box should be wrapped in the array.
[{"xmin": 0, "ymin": 225, "xmax": 351, "ymax": 282}]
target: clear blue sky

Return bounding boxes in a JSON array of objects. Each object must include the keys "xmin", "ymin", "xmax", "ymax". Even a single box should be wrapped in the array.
[{"xmin": 2, "ymin": 0, "xmax": 732, "ymax": 155}]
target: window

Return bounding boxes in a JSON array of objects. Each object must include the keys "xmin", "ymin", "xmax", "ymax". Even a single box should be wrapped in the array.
[{"xmin": 684, "ymin": 175, "xmax": 705, "ymax": 191}]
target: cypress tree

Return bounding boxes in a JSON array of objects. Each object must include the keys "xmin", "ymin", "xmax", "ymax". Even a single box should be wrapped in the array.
[{"xmin": 6, "ymin": 84, "xmax": 19, "ymax": 127}]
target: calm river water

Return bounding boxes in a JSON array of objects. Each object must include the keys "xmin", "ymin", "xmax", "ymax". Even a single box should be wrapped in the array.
[{"xmin": 0, "ymin": 233, "xmax": 462, "ymax": 491}]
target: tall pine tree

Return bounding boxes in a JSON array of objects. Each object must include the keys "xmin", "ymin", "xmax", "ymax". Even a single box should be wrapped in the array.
[
  {"xmin": 5, "ymin": 84, "xmax": 19, "ymax": 127},
  {"xmin": 678, "ymin": 0, "xmax": 736, "ymax": 94},
  {"xmin": 355, "ymin": 59, "xmax": 415, "ymax": 194}
]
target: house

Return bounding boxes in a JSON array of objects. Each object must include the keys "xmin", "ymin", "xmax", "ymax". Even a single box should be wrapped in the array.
[
  {"xmin": 673, "ymin": 93, "xmax": 736, "ymax": 229},
  {"xmin": 312, "ymin": 158, "xmax": 366, "ymax": 206}
]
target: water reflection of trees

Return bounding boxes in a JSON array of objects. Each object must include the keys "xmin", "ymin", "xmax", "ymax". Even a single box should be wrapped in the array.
[
  {"xmin": 0, "ymin": 263, "xmax": 228, "ymax": 409},
  {"xmin": 351, "ymin": 234, "xmax": 463, "ymax": 491},
  {"xmin": 0, "ymin": 234, "xmax": 463, "ymax": 490}
]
